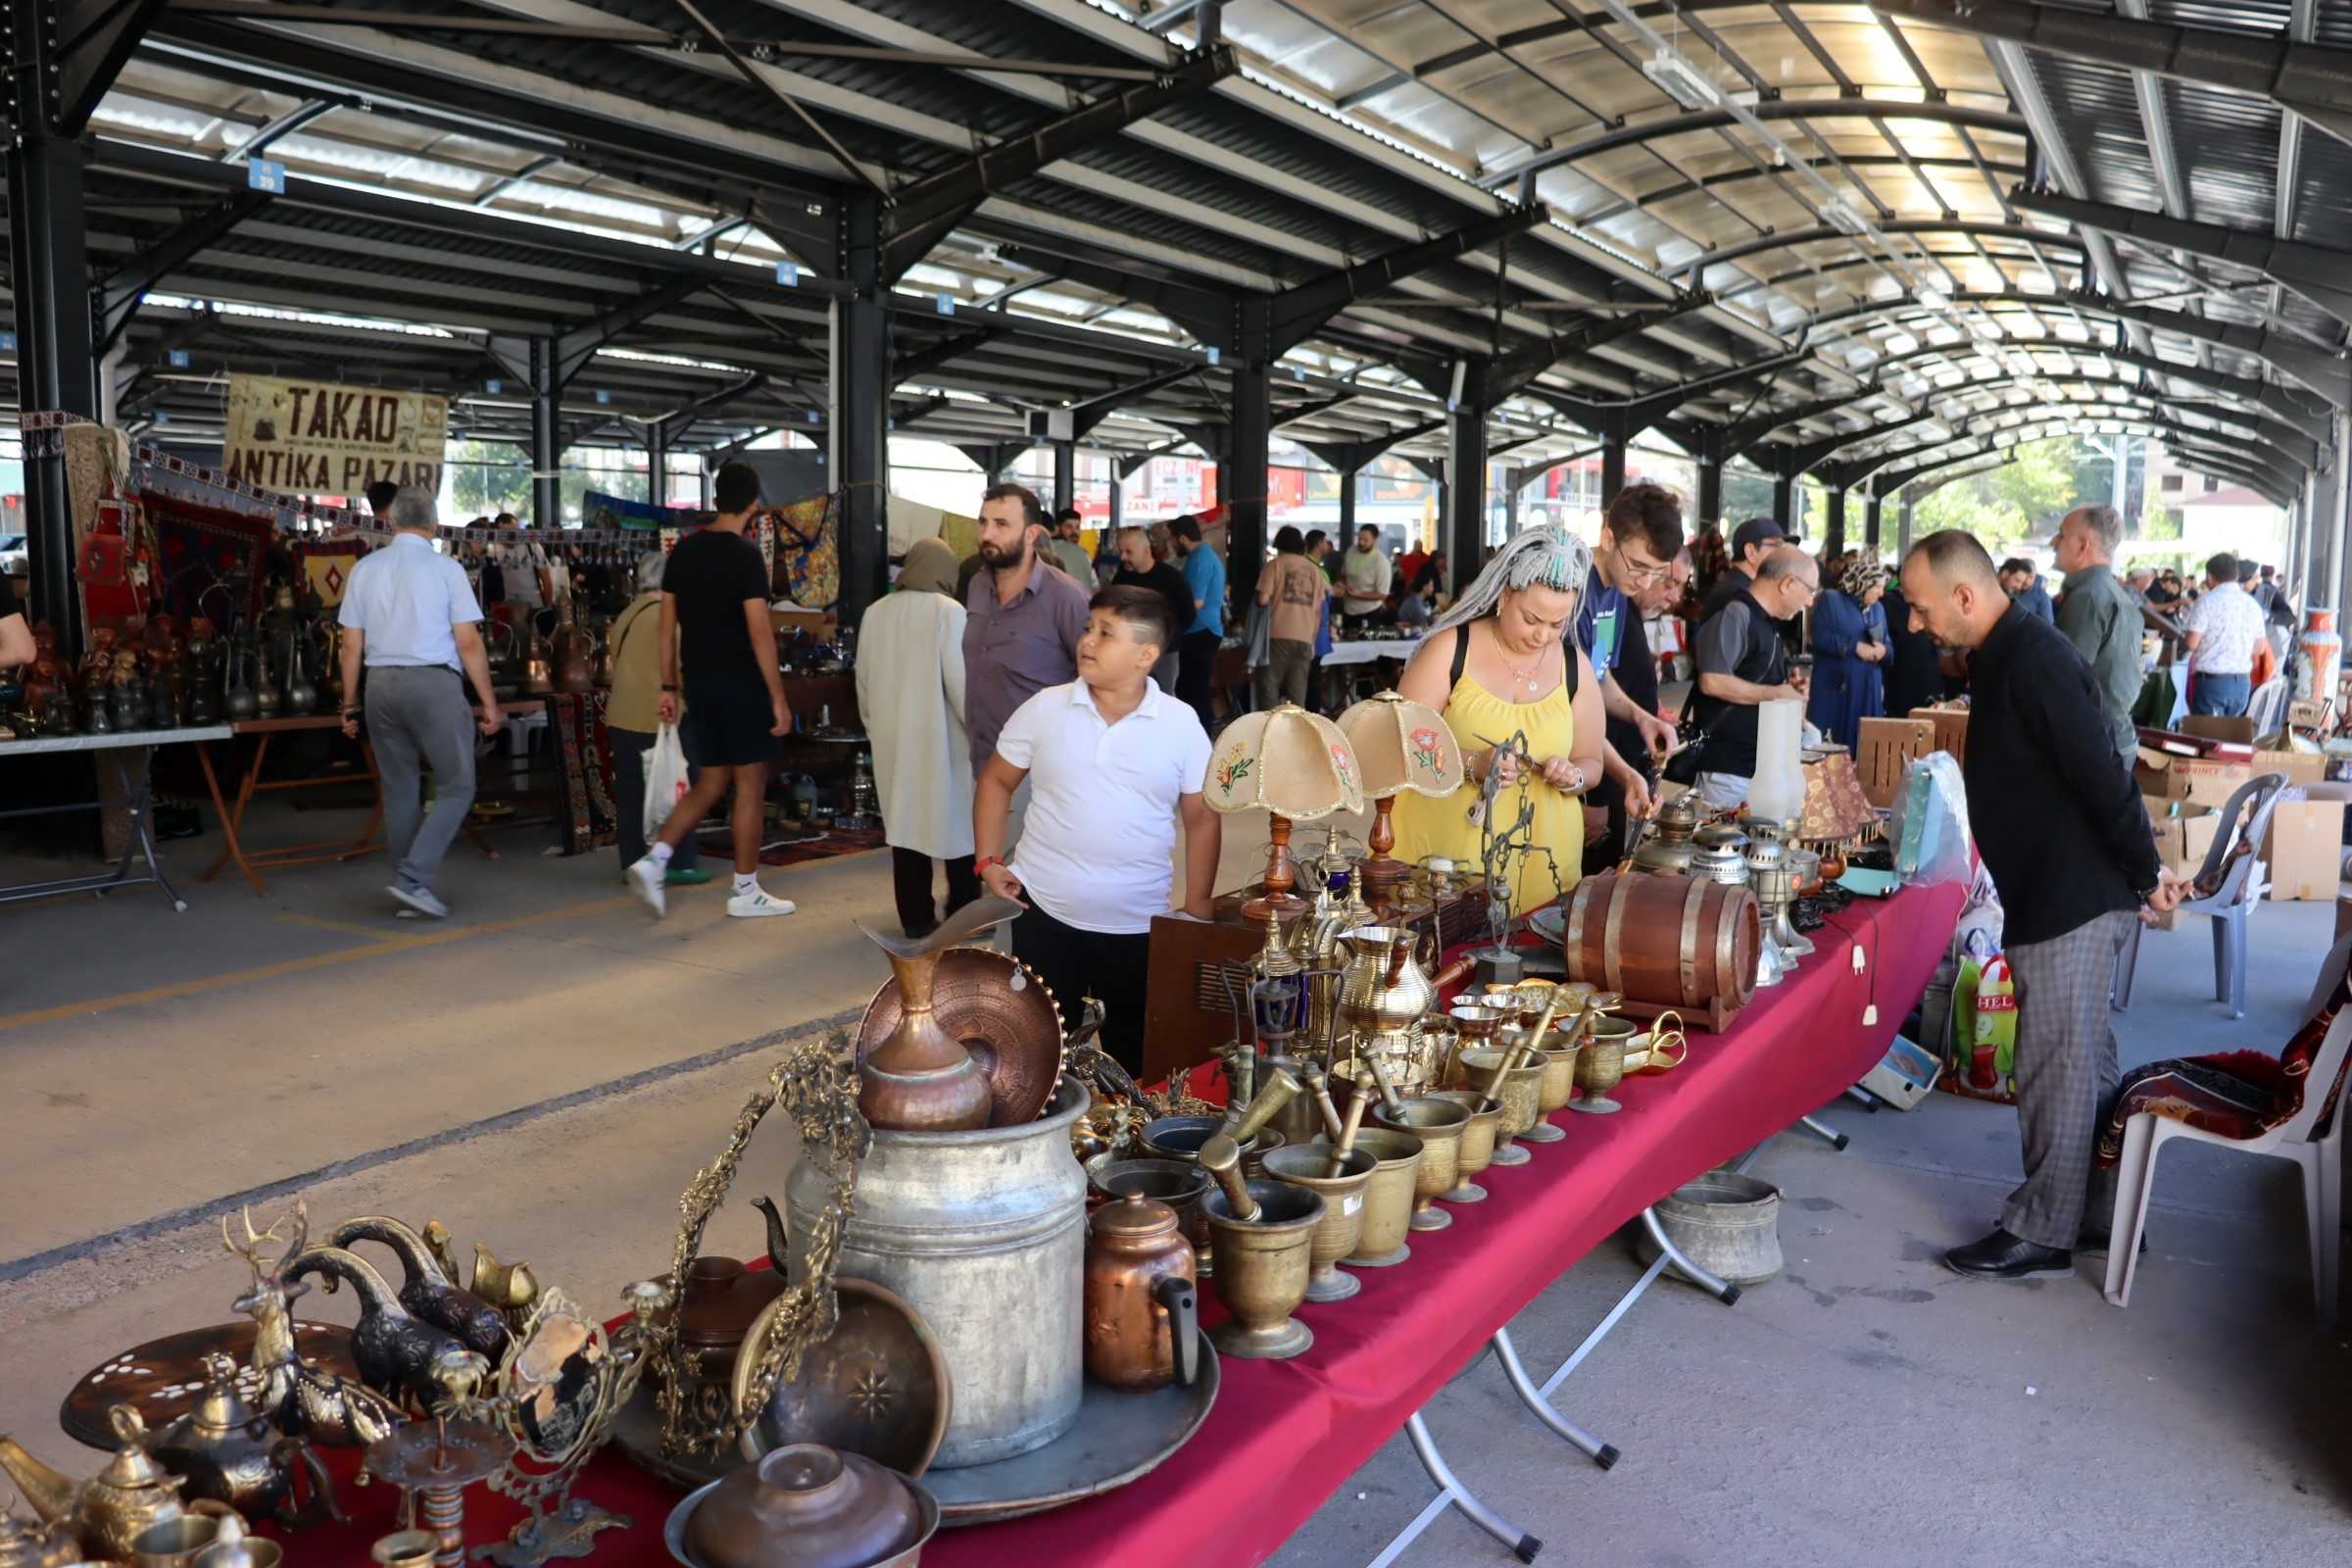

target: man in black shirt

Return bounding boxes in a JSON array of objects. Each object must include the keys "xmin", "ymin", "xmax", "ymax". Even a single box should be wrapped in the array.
[
  {"xmin": 627, "ymin": 461, "xmax": 795, "ymax": 921},
  {"xmin": 1111, "ymin": 525, "xmax": 1193, "ymax": 694},
  {"xmin": 1898, "ymin": 530, "xmax": 2182, "ymax": 1281},
  {"xmin": 1697, "ymin": 515, "xmax": 1790, "ymax": 619}
]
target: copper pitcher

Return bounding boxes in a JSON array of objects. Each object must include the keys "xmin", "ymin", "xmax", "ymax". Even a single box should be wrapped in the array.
[
  {"xmin": 854, "ymin": 898, "xmax": 1020, "ymax": 1131},
  {"xmin": 520, "ymin": 624, "xmax": 554, "ymax": 695},
  {"xmin": 549, "ymin": 612, "xmax": 593, "ymax": 695},
  {"xmin": 1082, "ymin": 1194, "xmax": 1200, "ymax": 1392}
]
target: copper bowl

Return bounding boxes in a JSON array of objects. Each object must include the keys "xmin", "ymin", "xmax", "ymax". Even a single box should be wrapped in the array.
[
  {"xmin": 668, "ymin": 1446, "xmax": 938, "ymax": 1568},
  {"xmin": 733, "ymin": 1280, "xmax": 950, "ymax": 1480},
  {"xmin": 855, "ymin": 948, "xmax": 1065, "ymax": 1127}
]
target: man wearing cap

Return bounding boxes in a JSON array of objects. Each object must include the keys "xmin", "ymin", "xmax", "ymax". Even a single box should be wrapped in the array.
[{"xmin": 1699, "ymin": 516, "xmax": 1791, "ymax": 619}]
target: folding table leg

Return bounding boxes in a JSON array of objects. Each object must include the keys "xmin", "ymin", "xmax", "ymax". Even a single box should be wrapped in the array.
[
  {"xmin": 1640, "ymin": 1206, "xmax": 1741, "ymax": 1303},
  {"xmin": 1795, "ymin": 1113, "xmax": 1850, "ymax": 1150},
  {"xmin": 1488, "ymin": 1329, "xmax": 1617, "ymax": 1469},
  {"xmin": 1366, "ymin": 1412, "xmax": 1542, "ymax": 1567},
  {"xmin": 113, "ymin": 748, "xmax": 188, "ymax": 911}
]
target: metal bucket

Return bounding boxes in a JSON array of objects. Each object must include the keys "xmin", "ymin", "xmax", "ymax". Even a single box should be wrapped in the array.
[
  {"xmin": 1642, "ymin": 1171, "xmax": 1784, "ymax": 1286},
  {"xmin": 784, "ymin": 1076, "xmax": 1092, "ymax": 1469}
]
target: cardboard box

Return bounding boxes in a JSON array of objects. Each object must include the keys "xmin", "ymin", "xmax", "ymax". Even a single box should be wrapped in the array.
[
  {"xmin": 2180, "ymin": 714, "xmax": 2258, "ymax": 749},
  {"xmin": 2136, "ymin": 751, "xmax": 2188, "ymax": 801},
  {"xmin": 2254, "ymin": 749, "xmax": 2328, "ymax": 788},
  {"xmin": 2150, "ymin": 808, "xmax": 2220, "ymax": 880},
  {"xmin": 2139, "ymin": 751, "xmax": 2254, "ymax": 808},
  {"xmin": 2265, "ymin": 799, "xmax": 2346, "ymax": 901}
]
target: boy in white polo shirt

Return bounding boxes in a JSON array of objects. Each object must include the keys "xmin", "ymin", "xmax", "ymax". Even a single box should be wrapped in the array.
[{"xmin": 973, "ymin": 584, "xmax": 1218, "ymax": 1074}]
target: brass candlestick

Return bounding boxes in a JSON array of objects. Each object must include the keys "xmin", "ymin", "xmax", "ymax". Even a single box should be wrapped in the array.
[{"xmin": 363, "ymin": 1418, "xmax": 514, "ymax": 1568}]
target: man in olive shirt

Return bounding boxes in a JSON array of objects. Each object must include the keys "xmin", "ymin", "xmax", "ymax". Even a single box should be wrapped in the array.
[{"xmin": 2052, "ymin": 505, "xmax": 2144, "ymax": 760}]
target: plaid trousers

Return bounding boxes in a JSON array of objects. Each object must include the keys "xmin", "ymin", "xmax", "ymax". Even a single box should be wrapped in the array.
[{"xmin": 2002, "ymin": 909, "xmax": 2136, "ymax": 1250}]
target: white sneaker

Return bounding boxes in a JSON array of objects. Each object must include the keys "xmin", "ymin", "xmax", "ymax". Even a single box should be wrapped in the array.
[
  {"xmin": 387, "ymin": 884, "xmax": 448, "ymax": 919},
  {"xmin": 727, "ymin": 888, "xmax": 796, "ymax": 918},
  {"xmin": 628, "ymin": 856, "xmax": 667, "ymax": 918}
]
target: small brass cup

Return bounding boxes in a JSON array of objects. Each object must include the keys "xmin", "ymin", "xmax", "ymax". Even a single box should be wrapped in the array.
[
  {"xmin": 1373, "ymin": 1097, "xmax": 1472, "ymax": 1232},
  {"xmin": 1572, "ymin": 1017, "xmax": 1637, "ymax": 1114},
  {"xmin": 1524, "ymin": 1040, "xmax": 1582, "ymax": 1144},
  {"xmin": 136, "ymin": 1517, "xmax": 225, "ymax": 1568},
  {"xmin": 1317, "ymin": 1127, "xmax": 1421, "ymax": 1267},
  {"xmin": 1203, "ymin": 1179, "xmax": 1326, "ymax": 1358},
  {"xmin": 1260, "ymin": 1144, "xmax": 1378, "ymax": 1302},
  {"xmin": 1429, "ymin": 1090, "xmax": 1500, "ymax": 1202},
  {"xmin": 1456, "ymin": 1048, "xmax": 1544, "ymax": 1167},
  {"xmin": 370, "ymin": 1534, "xmax": 440, "ymax": 1568}
]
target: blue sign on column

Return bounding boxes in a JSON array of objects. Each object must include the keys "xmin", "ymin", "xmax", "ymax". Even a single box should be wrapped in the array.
[{"xmin": 248, "ymin": 158, "xmax": 287, "ymax": 193}]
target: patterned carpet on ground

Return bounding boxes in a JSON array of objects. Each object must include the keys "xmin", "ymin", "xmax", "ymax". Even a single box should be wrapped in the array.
[{"xmin": 694, "ymin": 825, "xmax": 885, "ymax": 867}]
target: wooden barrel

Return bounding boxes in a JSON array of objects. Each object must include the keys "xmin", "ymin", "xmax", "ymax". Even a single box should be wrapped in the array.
[{"xmin": 1561, "ymin": 872, "xmax": 1760, "ymax": 1010}]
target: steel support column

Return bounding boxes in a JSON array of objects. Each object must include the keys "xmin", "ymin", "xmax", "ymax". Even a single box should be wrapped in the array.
[
  {"xmin": 835, "ymin": 195, "xmax": 891, "ymax": 628},
  {"xmin": 2333, "ymin": 414, "xmax": 2352, "ymax": 613},
  {"xmin": 1772, "ymin": 473, "xmax": 1794, "ymax": 529},
  {"xmin": 529, "ymin": 338, "xmax": 563, "ymax": 531},
  {"xmin": 7, "ymin": 119, "xmax": 96, "ymax": 654},
  {"xmin": 1226, "ymin": 307, "xmax": 1273, "ymax": 605},
  {"xmin": 645, "ymin": 419, "xmax": 671, "ymax": 508},
  {"xmin": 1865, "ymin": 492, "xmax": 1884, "ymax": 552},
  {"xmin": 1898, "ymin": 490, "xmax": 1917, "ymax": 558},
  {"xmin": 1696, "ymin": 458, "xmax": 1723, "ymax": 530},
  {"xmin": 1447, "ymin": 400, "xmax": 1490, "ymax": 595},
  {"xmin": 1599, "ymin": 438, "xmax": 1627, "ymax": 504},
  {"xmin": 1337, "ymin": 468, "xmax": 1359, "ymax": 541},
  {"xmin": 1053, "ymin": 439, "xmax": 1075, "ymax": 515},
  {"xmin": 1824, "ymin": 486, "xmax": 1846, "ymax": 558}
]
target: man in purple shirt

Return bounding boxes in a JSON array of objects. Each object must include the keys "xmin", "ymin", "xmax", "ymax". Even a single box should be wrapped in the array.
[{"xmin": 962, "ymin": 482, "xmax": 1090, "ymax": 771}]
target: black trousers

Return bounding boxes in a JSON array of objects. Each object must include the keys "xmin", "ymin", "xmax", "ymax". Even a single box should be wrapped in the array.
[
  {"xmin": 1177, "ymin": 629, "xmax": 1220, "ymax": 731},
  {"xmin": 1010, "ymin": 902, "xmax": 1152, "ymax": 1077},
  {"xmin": 609, "ymin": 726, "xmax": 699, "ymax": 872},
  {"xmin": 891, "ymin": 846, "xmax": 981, "ymax": 938}
]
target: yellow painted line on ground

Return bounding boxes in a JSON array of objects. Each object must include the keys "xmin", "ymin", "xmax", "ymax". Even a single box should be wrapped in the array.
[
  {"xmin": 0, "ymin": 894, "xmax": 642, "ymax": 1034},
  {"xmin": 274, "ymin": 913, "xmax": 436, "ymax": 943}
]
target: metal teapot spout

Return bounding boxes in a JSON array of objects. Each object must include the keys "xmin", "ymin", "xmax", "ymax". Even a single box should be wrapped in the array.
[{"xmin": 0, "ymin": 1440, "xmax": 75, "ymax": 1527}]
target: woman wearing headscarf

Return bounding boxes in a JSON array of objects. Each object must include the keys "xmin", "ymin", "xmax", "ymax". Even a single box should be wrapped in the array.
[
  {"xmin": 1806, "ymin": 555, "xmax": 1888, "ymax": 751},
  {"xmin": 857, "ymin": 537, "xmax": 978, "ymax": 938},
  {"xmin": 1393, "ymin": 527, "xmax": 1607, "ymax": 915}
]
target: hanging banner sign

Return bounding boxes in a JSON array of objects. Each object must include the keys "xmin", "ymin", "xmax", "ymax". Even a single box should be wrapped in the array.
[{"xmin": 222, "ymin": 374, "xmax": 449, "ymax": 495}]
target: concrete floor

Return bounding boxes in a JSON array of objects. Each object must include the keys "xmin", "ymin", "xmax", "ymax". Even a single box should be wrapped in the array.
[{"xmin": 3, "ymin": 792, "xmax": 2349, "ymax": 1568}]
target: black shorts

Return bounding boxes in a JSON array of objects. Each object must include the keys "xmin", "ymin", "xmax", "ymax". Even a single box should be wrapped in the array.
[{"xmin": 679, "ymin": 679, "xmax": 782, "ymax": 768}]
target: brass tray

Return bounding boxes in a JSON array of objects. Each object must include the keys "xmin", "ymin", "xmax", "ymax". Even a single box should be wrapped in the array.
[
  {"xmin": 854, "ymin": 947, "xmax": 1066, "ymax": 1127},
  {"xmin": 614, "ymin": 1330, "xmax": 1217, "ymax": 1526},
  {"xmin": 61, "ymin": 1320, "xmax": 363, "ymax": 1449},
  {"xmin": 732, "ymin": 1279, "xmax": 950, "ymax": 1479}
]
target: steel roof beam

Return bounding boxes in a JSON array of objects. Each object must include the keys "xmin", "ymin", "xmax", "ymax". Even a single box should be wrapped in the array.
[
  {"xmin": 1298, "ymin": 418, "xmax": 1446, "ymax": 478},
  {"xmin": 2015, "ymin": 185, "xmax": 2352, "ymax": 324},
  {"xmin": 1691, "ymin": 220, "xmax": 2084, "ymax": 274},
  {"xmin": 47, "ymin": 0, "xmax": 174, "ymax": 132},
  {"xmin": 91, "ymin": 188, "xmax": 273, "ymax": 354},
  {"xmin": 1484, "ymin": 99, "xmax": 2026, "ymax": 192},
  {"xmin": 1874, "ymin": 0, "xmax": 2352, "ymax": 151}
]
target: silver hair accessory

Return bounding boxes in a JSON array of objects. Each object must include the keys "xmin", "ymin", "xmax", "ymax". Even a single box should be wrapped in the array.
[{"xmin": 1424, "ymin": 525, "xmax": 1593, "ymax": 641}]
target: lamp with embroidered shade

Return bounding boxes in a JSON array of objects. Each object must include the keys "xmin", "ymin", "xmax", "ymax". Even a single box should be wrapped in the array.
[
  {"xmin": 1336, "ymin": 691, "xmax": 1465, "ymax": 909},
  {"xmin": 1797, "ymin": 745, "xmax": 1882, "ymax": 876},
  {"xmin": 1204, "ymin": 704, "xmax": 1365, "ymax": 921}
]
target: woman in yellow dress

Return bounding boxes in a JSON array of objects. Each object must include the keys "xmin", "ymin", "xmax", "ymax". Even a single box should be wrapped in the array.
[{"xmin": 1392, "ymin": 527, "xmax": 1606, "ymax": 915}]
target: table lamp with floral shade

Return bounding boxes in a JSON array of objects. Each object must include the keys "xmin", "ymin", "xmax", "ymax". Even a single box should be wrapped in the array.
[
  {"xmin": 1205, "ymin": 703, "xmax": 1365, "ymax": 921},
  {"xmin": 1796, "ymin": 745, "xmax": 1882, "ymax": 877},
  {"xmin": 1337, "ymin": 691, "xmax": 1464, "ymax": 911}
]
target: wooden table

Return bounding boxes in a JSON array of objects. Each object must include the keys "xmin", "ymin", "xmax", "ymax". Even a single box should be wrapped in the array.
[
  {"xmin": 0, "ymin": 725, "xmax": 232, "ymax": 910},
  {"xmin": 195, "ymin": 702, "xmax": 551, "ymax": 896}
]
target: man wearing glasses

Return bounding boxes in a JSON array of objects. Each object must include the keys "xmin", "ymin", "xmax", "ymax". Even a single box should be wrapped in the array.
[
  {"xmin": 1681, "ymin": 546, "xmax": 1817, "ymax": 810},
  {"xmin": 1574, "ymin": 483, "xmax": 1685, "ymax": 845}
]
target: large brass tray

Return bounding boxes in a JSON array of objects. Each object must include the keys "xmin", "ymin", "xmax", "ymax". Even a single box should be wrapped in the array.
[{"xmin": 854, "ymin": 947, "xmax": 1065, "ymax": 1127}]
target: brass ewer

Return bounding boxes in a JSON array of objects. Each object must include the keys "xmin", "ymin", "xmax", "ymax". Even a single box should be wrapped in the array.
[
  {"xmin": 1336, "ymin": 928, "xmax": 1436, "ymax": 1040},
  {"xmin": 853, "ymin": 898, "xmax": 1022, "ymax": 1132}
]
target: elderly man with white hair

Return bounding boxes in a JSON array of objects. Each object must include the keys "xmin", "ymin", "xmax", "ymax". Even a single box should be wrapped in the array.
[
  {"xmin": 2052, "ymin": 504, "xmax": 2144, "ymax": 760},
  {"xmin": 338, "ymin": 485, "xmax": 506, "ymax": 917}
]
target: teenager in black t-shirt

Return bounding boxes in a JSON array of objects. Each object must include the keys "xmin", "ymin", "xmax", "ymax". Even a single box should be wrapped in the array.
[{"xmin": 626, "ymin": 462, "xmax": 796, "ymax": 922}]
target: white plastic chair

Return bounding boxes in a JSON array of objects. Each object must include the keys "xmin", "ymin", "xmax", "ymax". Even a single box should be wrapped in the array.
[
  {"xmin": 2104, "ymin": 930, "xmax": 2352, "ymax": 1327},
  {"xmin": 2246, "ymin": 674, "xmax": 2291, "ymax": 738},
  {"xmin": 2111, "ymin": 771, "xmax": 2288, "ymax": 1019}
]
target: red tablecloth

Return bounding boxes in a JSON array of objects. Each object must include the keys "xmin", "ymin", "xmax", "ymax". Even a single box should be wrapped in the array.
[{"xmin": 273, "ymin": 882, "xmax": 1961, "ymax": 1568}]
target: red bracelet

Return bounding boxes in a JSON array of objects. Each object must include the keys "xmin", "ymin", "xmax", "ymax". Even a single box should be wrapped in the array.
[{"xmin": 975, "ymin": 856, "xmax": 1005, "ymax": 873}]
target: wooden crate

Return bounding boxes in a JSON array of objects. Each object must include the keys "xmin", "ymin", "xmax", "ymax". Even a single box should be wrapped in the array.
[
  {"xmin": 1910, "ymin": 705, "xmax": 1970, "ymax": 769},
  {"xmin": 1856, "ymin": 716, "xmax": 1936, "ymax": 807}
]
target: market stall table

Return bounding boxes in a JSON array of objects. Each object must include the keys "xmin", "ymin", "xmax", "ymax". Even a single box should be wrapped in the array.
[
  {"xmin": 247, "ymin": 880, "xmax": 1959, "ymax": 1568},
  {"xmin": 196, "ymin": 702, "xmax": 554, "ymax": 896},
  {"xmin": 0, "ymin": 726, "xmax": 230, "ymax": 910}
]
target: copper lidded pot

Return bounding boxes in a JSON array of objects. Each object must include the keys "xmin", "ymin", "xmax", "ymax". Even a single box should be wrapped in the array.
[{"xmin": 1083, "ymin": 1194, "xmax": 1201, "ymax": 1393}]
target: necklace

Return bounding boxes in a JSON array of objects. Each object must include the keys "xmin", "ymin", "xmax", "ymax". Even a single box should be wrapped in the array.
[{"xmin": 1492, "ymin": 627, "xmax": 1546, "ymax": 694}]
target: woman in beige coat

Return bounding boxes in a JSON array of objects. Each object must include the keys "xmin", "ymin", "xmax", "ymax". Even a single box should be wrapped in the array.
[{"xmin": 856, "ymin": 537, "xmax": 978, "ymax": 937}]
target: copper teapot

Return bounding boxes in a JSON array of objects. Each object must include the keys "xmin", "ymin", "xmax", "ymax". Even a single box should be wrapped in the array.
[{"xmin": 1083, "ymin": 1194, "xmax": 1200, "ymax": 1393}]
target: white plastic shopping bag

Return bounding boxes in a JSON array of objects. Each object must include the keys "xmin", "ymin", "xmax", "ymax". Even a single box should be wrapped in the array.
[{"xmin": 645, "ymin": 723, "xmax": 691, "ymax": 839}]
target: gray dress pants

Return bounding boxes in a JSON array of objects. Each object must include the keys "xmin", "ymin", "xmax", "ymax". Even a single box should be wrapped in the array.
[
  {"xmin": 2002, "ymin": 908, "xmax": 2136, "ymax": 1249},
  {"xmin": 367, "ymin": 663, "xmax": 476, "ymax": 895}
]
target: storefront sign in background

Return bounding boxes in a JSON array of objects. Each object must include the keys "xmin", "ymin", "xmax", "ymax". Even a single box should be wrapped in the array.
[{"xmin": 223, "ymin": 374, "xmax": 448, "ymax": 495}]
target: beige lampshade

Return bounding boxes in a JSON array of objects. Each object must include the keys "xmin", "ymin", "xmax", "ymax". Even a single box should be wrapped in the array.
[
  {"xmin": 1336, "ymin": 691, "xmax": 1465, "ymax": 802},
  {"xmin": 1799, "ymin": 747, "xmax": 1879, "ymax": 841},
  {"xmin": 1205, "ymin": 704, "xmax": 1365, "ymax": 820}
]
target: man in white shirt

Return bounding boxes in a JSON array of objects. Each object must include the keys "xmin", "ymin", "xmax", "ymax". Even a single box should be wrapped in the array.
[
  {"xmin": 972, "ymin": 583, "xmax": 1217, "ymax": 1074},
  {"xmin": 2183, "ymin": 550, "xmax": 2268, "ymax": 717},
  {"xmin": 494, "ymin": 512, "xmax": 548, "ymax": 622},
  {"xmin": 338, "ymin": 487, "xmax": 505, "ymax": 918},
  {"xmin": 1339, "ymin": 524, "xmax": 1394, "ymax": 620}
]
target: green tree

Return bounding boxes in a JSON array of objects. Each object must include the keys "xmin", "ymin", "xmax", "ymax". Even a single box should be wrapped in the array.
[{"xmin": 1906, "ymin": 437, "xmax": 2083, "ymax": 553}]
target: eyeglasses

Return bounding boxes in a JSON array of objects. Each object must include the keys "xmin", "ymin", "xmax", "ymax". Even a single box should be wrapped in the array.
[{"xmin": 1615, "ymin": 555, "xmax": 1673, "ymax": 584}]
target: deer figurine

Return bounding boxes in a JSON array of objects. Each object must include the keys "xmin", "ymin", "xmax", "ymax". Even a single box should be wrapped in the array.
[{"xmin": 222, "ymin": 1205, "xmax": 404, "ymax": 1463}]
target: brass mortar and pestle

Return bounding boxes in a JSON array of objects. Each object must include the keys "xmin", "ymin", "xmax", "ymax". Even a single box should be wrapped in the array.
[
  {"xmin": 1571, "ymin": 995, "xmax": 1636, "ymax": 1115},
  {"xmin": 1307, "ymin": 1066, "xmax": 1423, "ymax": 1268},
  {"xmin": 1454, "ymin": 995, "xmax": 1564, "ymax": 1165},
  {"xmin": 1197, "ymin": 1135, "xmax": 1325, "ymax": 1359},
  {"xmin": 1258, "ymin": 1071, "xmax": 1380, "ymax": 1303},
  {"xmin": 1427, "ymin": 1026, "xmax": 1509, "ymax": 1204},
  {"xmin": 1364, "ymin": 1052, "xmax": 1473, "ymax": 1232}
]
